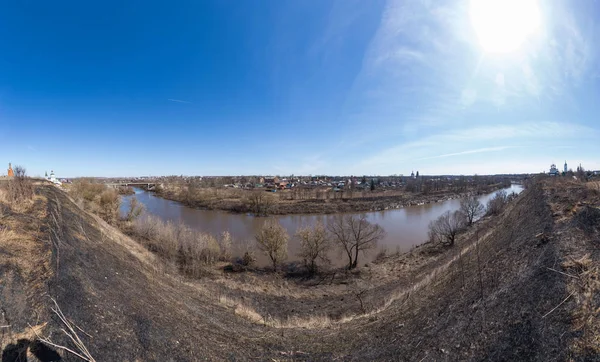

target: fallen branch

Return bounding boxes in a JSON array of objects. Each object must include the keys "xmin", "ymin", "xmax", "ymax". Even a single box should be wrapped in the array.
[
  {"xmin": 545, "ymin": 267, "xmax": 579, "ymax": 279},
  {"xmin": 542, "ymin": 291, "xmax": 575, "ymax": 319},
  {"xmin": 28, "ymin": 297, "xmax": 96, "ymax": 362},
  {"xmin": 49, "ymin": 297, "xmax": 95, "ymax": 361},
  {"xmin": 29, "ymin": 323, "xmax": 90, "ymax": 361}
]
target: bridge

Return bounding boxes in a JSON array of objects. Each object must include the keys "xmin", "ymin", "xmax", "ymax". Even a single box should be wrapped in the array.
[{"xmin": 106, "ymin": 182, "xmax": 157, "ymax": 191}]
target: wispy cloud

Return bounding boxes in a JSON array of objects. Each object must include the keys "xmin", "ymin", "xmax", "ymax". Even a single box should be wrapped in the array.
[
  {"xmin": 353, "ymin": 121, "xmax": 597, "ymax": 172},
  {"xmin": 416, "ymin": 146, "xmax": 519, "ymax": 161},
  {"xmin": 168, "ymin": 99, "xmax": 191, "ymax": 104}
]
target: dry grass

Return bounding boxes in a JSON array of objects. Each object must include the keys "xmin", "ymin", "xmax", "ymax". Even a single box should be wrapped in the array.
[
  {"xmin": 234, "ymin": 304, "xmax": 264, "ymax": 324},
  {"xmin": 562, "ymin": 254, "xmax": 600, "ymax": 355},
  {"xmin": 132, "ymin": 215, "xmax": 228, "ymax": 277},
  {"xmin": 0, "ymin": 186, "xmax": 54, "ymax": 356},
  {"xmin": 220, "ymin": 295, "xmax": 334, "ymax": 329}
]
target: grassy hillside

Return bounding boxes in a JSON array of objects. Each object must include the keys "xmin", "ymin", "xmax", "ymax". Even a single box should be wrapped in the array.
[{"xmin": 1, "ymin": 179, "xmax": 598, "ymax": 361}]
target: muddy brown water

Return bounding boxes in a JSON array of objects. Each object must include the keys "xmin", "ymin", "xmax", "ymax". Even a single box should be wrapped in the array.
[{"xmin": 121, "ymin": 185, "xmax": 523, "ymax": 266}]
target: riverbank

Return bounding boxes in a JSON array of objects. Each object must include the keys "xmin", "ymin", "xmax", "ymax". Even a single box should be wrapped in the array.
[
  {"xmin": 153, "ymin": 182, "xmax": 511, "ymax": 215},
  {"xmin": 2, "ymin": 178, "xmax": 597, "ymax": 360}
]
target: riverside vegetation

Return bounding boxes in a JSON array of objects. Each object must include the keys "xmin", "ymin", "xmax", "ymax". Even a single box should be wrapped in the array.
[
  {"xmin": 1, "ymin": 169, "xmax": 599, "ymax": 360},
  {"xmin": 150, "ymin": 175, "xmax": 514, "ymax": 215}
]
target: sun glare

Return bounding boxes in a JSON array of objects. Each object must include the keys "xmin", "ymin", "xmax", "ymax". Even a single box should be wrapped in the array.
[{"xmin": 470, "ymin": 0, "xmax": 541, "ymax": 53}]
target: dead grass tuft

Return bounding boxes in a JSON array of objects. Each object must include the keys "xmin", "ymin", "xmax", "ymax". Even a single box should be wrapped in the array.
[
  {"xmin": 234, "ymin": 304, "xmax": 264, "ymax": 324},
  {"xmin": 562, "ymin": 254, "xmax": 600, "ymax": 355}
]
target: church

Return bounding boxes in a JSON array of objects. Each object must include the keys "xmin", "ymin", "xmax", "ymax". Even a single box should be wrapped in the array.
[{"xmin": 46, "ymin": 170, "xmax": 62, "ymax": 186}]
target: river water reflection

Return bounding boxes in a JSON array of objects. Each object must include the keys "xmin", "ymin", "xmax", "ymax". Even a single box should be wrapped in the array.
[{"xmin": 122, "ymin": 185, "xmax": 523, "ymax": 265}]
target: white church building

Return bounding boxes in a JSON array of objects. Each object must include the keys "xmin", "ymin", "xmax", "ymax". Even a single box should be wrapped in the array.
[{"xmin": 46, "ymin": 170, "xmax": 62, "ymax": 186}]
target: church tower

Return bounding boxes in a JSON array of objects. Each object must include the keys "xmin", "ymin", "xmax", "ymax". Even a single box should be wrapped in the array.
[
  {"xmin": 7, "ymin": 163, "xmax": 14, "ymax": 177},
  {"xmin": 564, "ymin": 161, "xmax": 568, "ymax": 173}
]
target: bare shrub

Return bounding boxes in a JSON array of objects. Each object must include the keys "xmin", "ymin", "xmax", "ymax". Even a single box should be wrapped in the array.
[
  {"xmin": 486, "ymin": 190, "xmax": 508, "ymax": 216},
  {"xmin": 98, "ymin": 189, "xmax": 120, "ymax": 224},
  {"xmin": 133, "ymin": 214, "xmax": 159, "ymax": 241},
  {"xmin": 328, "ymin": 214, "xmax": 386, "ymax": 270},
  {"xmin": 562, "ymin": 254, "xmax": 600, "ymax": 355},
  {"xmin": 242, "ymin": 251, "xmax": 256, "ymax": 267},
  {"xmin": 218, "ymin": 231, "xmax": 233, "ymax": 261},
  {"xmin": 460, "ymin": 195, "xmax": 484, "ymax": 225},
  {"xmin": 255, "ymin": 218, "xmax": 289, "ymax": 271},
  {"xmin": 132, "ymin": 215, "xmax": 222, "ymax": 277},
  {"xmin": 123, "ymin": 196, "xmax": 145, "ymax": 222},
  {"xmin": 246, "ymin": 191, "xmax": 275, "ymax": 216},
  {"xmin": 6, "ymin": 165, "xmax": 34, "ymax": 203},
  {"xmin": 70, "ymin": 179, "xmax": 106, "ymax": 206},
  {"xmin": 295, "ymin": 221, "xmax": 331, "ymax": 275},
  {"xmin": 428, "ymin": 210, "xmax": 466, "ymax": 247},
  {"xmin": 234, "ymin": 239, "xmax": 256, "ymax": 267},
  {"xmin": 179, "ymin": 231, "xmax": 220, "ymax": 276}
]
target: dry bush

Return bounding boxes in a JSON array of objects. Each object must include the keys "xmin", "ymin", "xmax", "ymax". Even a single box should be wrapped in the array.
[
  {"xmin": 241, "ymin": 251, "xmax": 256, "ymax": 267},
  {"xmin": 132, "ymin": 215, "xmax": 222, "ymax": 277},
  {"xmin": 124, "ymin": 196, "xmax": 145, "ymax": 222},
  {"xmin": 133, "ymin": 214, "xmax": 159, "ymax": 241},
  {"xmin": 328, "ymin": 214, "xmax": 386, "ymax": 269},
  {"xmin": 179, "ymin": 231, "xmax": 221, "ymax": 277},
  {"xmin": 98, "ymin": 189, "xmax": 120, "ymax": 224},
  {"xmin": 562, "ymin": 254, "xmax": 600, "ymax": 355},
  {"xmin": 246, "ymin": 191, "xmax": 275, "ymax": 216},
  {"xmin": 295, "ymin": 221, "xmax": 331, "ymax": 275},
  {"xmin": 6, "ymin": 165, "xmax": 34, "ymax": 204},
  {"xmin": 218, "ymin": 231, "xmax": 233, "ymax": 261},
  {"xmin": 69, "ymin": 179, "xmax": 123, "ymax": 224},
  {"xmin": 460, "ymin": 195, "xmax": 484, "ymax": 225},
  {"xmin": 232, "ymin": 238, "xmax": 257, "ymax": 267},
  {"xmin": 255, "ymin": 218, "xmax": 288, "ymax": 271},
  {"xmin": 70, "ymin": 179, "xmax": 106, "ymax": 205},
  {"xmin": 428, "ymin": 210, "xmax": 466, "ymax": 247},
  {"xmin": 486, "ymin": 190, "xmax": 509, "ymax": 216}
]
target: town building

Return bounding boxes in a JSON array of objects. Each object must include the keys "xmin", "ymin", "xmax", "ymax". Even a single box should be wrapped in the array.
[
  {"xmin": 7, "ymin": 163, "xmax": 14, "ymax": 177},
  {"xmin": 46, "ymin": 170, "xmax": 62, "ymax": 186},
  {"xmin": 549, "ymin": 164, "xmax": 559, "ymax": 176}
]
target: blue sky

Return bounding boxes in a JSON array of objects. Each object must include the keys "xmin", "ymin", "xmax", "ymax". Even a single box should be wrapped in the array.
[{"xmin": 1, "ymin": 0, "xmax": 598, "ymax": 177}]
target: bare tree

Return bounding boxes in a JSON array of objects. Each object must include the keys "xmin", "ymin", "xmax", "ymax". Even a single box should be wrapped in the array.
[
  {"xmin": 246, "ymin": 191, "xmax": 275, "ymax": 216},
  {"xmin": 255, "ymin": 218, "xmax": 289, "ymax": 271},
  {"xmin": 7, "ymin": 165, "xmax": 34, "ymax": 203},
  {"xmin": 328, "ymin": 215, "xmax": 386, "ymax": 269},
  {"xmin": 295, "ymin": 221, "xmax": 331, "ymax": 275},
  {"xmin": 460, "ymin": 195, "xmax": 484, "ymax": 226},
  {"xmin": 428, "ymin": 210, "xmax": 466, "ymax": 247},
  {"xmin": 486, "ymin": 190, "xmax": 508, "ymax": 216}
]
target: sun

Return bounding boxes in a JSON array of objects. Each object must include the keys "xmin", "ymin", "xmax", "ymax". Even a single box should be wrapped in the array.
[{"xmin": 470, "ymin": 0, "xmax": 541, "ymax": 53}]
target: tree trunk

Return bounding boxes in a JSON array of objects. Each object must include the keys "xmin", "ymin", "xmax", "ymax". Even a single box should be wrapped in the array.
[{"xmin": 351, "ymin": 246, "xmax": 359, "ymax": 269}]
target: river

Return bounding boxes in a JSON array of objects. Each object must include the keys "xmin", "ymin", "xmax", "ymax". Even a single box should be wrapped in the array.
[{"xmin": 121, "ymin": 184, "xmax": 523, "ymax": 265}]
